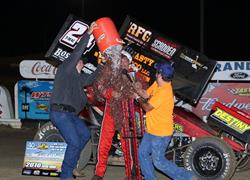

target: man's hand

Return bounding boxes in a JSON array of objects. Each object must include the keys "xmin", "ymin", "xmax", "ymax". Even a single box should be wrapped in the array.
[
  {"xmin": 88, "ymin": 22, "xmax": 98, "ymax": 35},
  {"xmin": 132, "ymin": 82, "xmax": 149, "ymax": 99},
  {"xmin": 100, "ymin": 54, "xmax": 109, "ymax": 64},
  {"xmin": 133, "ymin": 92, "xmax": 153, "ymax": 112},
  {"xmin": 133, "ymin": 92, "xmax": 140, "ymax": 100}
]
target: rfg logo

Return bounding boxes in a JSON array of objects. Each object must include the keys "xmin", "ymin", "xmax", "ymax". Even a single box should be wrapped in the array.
[
  {"xmin": 127, "ymin": 22, "xmax": 152, "ymax": 43},
  {"xmin": 59, "ymin": 20, "xmax": 95, "ymax": 54}
]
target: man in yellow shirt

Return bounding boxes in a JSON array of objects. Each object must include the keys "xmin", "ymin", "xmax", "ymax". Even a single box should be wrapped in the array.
[{"xmin": 134, "ymin": 63, "xmax": 195, "ymax": 180}]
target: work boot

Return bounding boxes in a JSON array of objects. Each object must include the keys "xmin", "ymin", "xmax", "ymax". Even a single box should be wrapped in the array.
[
  {"xmin": 73, "ymin": 168, "xmax": 86, "ymax": 177},
  {"xmin": 91, "ymin": 175, "xmax": 103, "ymax": 180}
]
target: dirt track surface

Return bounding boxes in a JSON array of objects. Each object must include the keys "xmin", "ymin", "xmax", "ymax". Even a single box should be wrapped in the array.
[{"xmin": 0, "ymin": 124, "xmax": 249, "ymax": 180}]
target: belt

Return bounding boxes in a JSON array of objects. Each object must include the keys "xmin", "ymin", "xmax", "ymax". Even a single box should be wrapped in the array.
[{"xmin": 51, "ymin": 104, "xmax": 75, "ymax": 112}]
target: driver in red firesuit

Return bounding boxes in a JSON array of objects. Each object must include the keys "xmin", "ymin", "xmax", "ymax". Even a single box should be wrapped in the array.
[{"xmin": 91, "ymin": 49, "xmax": 135, "ymax": 180}]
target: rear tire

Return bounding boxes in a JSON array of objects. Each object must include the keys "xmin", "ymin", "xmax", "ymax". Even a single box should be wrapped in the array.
[
  {"xmin": 33, "ymin": 121, "xmax": 92, "ymax": 171},
  {"xmin": 183, "ymin": 137, "xmax": 236, "ymax": 180}
]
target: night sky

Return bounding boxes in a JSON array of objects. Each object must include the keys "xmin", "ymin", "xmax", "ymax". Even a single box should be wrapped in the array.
[{"xmin": 1, "ymin": 0, "xmax": 250, "ymax": 61}]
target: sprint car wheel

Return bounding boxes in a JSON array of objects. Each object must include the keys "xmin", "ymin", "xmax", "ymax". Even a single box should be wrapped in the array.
[
  {"xmin": 33, "ymin": 121, "xmax": 92, "ymax": 171},
  {"xmin": 33, "ymin": 121, "xmax": 63, "ymax": 142},
  {"xmin": 184, "ymin": 137, "xmax": 236, "ymax": 180}
]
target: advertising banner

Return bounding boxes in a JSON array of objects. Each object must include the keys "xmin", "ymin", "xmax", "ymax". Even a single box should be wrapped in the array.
[
  {"xmin": 212, "ymin": 61, "xmax": 250, "ymax": 81},
  {"xmin": 182, "ymin": 82, "xmax": 250, "ymax": 121},
  {"xmin": 20, "ymin": 60, "xmax": 57, "ymax": 79},
  {"xmin": 17, "ymin": 80, "xmax": 53, "ymax": 120},
  {"xmin": 22, "ymin": 141, "xmax": 66, "ymax": 177},
  {"xmin": 119, "ymin": 16, "xmax": 181, "ymax": 61},
  {"xmin": 119, "ymin": 16, "xmax": 217, "ymax": 104}
]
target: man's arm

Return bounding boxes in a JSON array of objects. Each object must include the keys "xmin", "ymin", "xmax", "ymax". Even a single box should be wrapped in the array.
[
  {"xmin": 62, "ymin": 32, "xmax": 90, "ymax": 71},
  {"xmin": 132, "ymin": 81, "xmax": 153, "ymax": 112},
  {"xmin": 136, "ymin": 97, "xmax": 154, "ymax": 112},
  {"xmin": 63, "ymin": 22, "xmax": 97, "ymax": 71},
  {"xmin": 132, "ymin": 82, "xmax": 149, "ymax": 99}
]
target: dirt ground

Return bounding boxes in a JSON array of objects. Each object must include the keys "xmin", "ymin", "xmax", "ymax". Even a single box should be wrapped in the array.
[{"xmin": 0, "ymin": 124, "xmax": 249, "ymax": 180}]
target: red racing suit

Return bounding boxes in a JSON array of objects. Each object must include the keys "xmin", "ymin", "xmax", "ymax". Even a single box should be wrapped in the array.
[{"xmin": 94, "ymin": 89, "xmax": 133, "ymax": 178}]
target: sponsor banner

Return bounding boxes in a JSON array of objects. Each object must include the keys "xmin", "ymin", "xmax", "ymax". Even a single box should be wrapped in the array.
[
  {"xmin": 20, "ymin": 60, "xmax": 57, "ymax": 79},
  {"xmin": 18, "ymin": 80, "xmax": 53, "ymax": 120},
  {"xmin": 22, "ymin": 141, "xmax": 67, "ymax": 177},
  {"xmin": 210, "ymin": 106, "xmax": 250, "ymax": 134},
  {"xmin": 208, "ymin": 102, "xmax": 250, "ymax": 143},
  {"xmin": 19, "ymin": 59, "xmax": 97, "ymax": 80},
  {"xmin": 119, "ymin": 16, "xmax": 217, "ymax": 105},
  {"xmin": 212, "ymin": 61, "xmax": 250, "ymax": 81},
  {"xmin": 188, "ymin": 83, "xmax": 250, "ymax": 121},
  {"xmin": 119, "ymin": 16, "xmax": 181, "ymax": 61}
]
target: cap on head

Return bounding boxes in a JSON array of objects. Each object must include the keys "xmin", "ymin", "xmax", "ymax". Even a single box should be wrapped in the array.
[
  {"xmin": 121, "ymin": 50, "xmax": 132, "ymax": 62},
  {"xmin": 154, "ymin": 63, "xmax": 174, "ymax": 80}
]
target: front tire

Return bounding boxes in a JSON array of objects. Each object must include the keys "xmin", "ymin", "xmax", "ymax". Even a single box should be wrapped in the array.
[
  {"xmin": 183, "ymin": 137, "xmax": 236, "ymax": 180},
  {"xmin": 33, "ymin": 121, "xmax": 63, "ymax": 142}
]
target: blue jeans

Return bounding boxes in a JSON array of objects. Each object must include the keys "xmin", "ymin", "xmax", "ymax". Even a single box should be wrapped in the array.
[
  {"xmin": 138, "ymin": 132, "xmax": 193, "ymax": 180},
  {"xmin": 50, "ymin": 111, "xmax": 90, "ymax": 180}
]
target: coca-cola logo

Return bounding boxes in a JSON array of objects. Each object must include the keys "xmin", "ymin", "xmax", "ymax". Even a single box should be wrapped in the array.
[
  {"xmin": 31, "ymin": 62, "xmax": 57, "ymax": 75},
  {"xmin": 230, "ymin": 72, "xmax": 248, "ymax": 79}
]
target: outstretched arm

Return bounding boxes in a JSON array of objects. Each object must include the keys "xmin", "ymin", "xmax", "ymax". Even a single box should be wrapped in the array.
[
  {"xmin": 132, "ymin": 82, "xmax": 154, "ymax": 112},
  {"xmin": 133, "ymin": 81, "xmax": 149, "ymax": 99}
]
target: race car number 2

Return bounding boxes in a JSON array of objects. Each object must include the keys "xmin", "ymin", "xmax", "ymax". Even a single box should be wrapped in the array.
[{"xmin": 59, "ymin": 20, "xmax": 88, "ymax": 49}]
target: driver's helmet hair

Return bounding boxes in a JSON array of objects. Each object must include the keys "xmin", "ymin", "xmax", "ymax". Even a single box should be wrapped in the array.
[
  {"xmin": 121, "ymin": 50, "xmax": 132, "ymax": 62},
  {"xmin": 121, "ymin": 45, "xmax": 137, "ymax": 62}
]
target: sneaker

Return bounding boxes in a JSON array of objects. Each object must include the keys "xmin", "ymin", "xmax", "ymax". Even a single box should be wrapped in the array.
[{"xmin": 91, "ymin": 175, "xmax": 103, "ymax": 180}]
